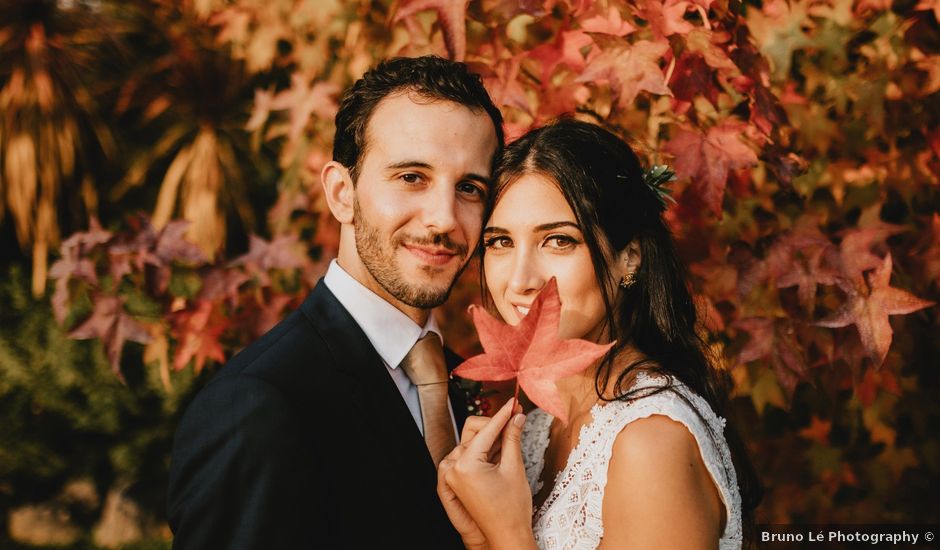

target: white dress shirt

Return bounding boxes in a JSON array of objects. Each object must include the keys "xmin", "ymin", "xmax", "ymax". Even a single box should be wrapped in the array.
[{"xmin": 323, "ymin": 260, "xmax": 459, "ymax": 440}]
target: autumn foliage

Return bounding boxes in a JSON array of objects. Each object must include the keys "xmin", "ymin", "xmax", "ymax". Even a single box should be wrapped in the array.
[{"xmin": 2, "ymin": 0, "xmax": 939, "ymax": 537}]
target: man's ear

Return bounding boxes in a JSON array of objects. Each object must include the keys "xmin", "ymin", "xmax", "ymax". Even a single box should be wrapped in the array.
[
  {"xmin": 321, "ymin": 160, "xmax": 355, "ymax": 224},
  {"xmin": 616, "ymin": 240, "xmax": 642, "ymax": 281}
]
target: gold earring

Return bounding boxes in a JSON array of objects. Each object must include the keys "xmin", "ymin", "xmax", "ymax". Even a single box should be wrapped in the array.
[{"xmin": 620, "ymin": 271, "xmax": 636, "ymax": 288}]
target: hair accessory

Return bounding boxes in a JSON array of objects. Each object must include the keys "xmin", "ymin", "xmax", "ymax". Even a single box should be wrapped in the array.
[
  {"xmin": 642, "ymin": 165, "xmax": 677, "ymax": 208},
  {"xmin": 620, "ymin": 271, "xmax": 636, "ymax": 288}
]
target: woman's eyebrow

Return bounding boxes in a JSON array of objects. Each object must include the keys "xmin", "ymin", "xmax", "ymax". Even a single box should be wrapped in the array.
[
  {"xmin": 534, "ymin": 221, "xmax": 580, "ymax": 231},
  {"xmin": 484, "ymin": 221, "xmax": 580, "ymax": 234}
]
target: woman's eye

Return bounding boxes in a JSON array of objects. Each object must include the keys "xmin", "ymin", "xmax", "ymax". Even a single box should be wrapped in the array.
[
  {"xmin": 400, "ymin": 173, "xmax": 422, "ymax": 184},
  {"xmin": 484, "ymin": 236, "xmax": 512, "ymax": 249},
  {"xmin": 545, "ymin": 235, "xmax": 577, "ymax": 249}
]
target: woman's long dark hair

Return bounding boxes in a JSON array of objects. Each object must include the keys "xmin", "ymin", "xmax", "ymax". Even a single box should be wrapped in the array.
[{"xmin": 484, "ymin": 118, "xmax": 761, "ymax": 541}]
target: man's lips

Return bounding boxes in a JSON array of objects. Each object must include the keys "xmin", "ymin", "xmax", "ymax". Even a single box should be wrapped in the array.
[{"xmin": 403, "ymin": 244, "xmax": 460, "ymax": 266}]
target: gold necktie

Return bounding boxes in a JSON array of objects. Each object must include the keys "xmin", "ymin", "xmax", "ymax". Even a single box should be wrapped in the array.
[{"xmin": 400, "ymin": 333, "xmax": 457, "ymax": 467}]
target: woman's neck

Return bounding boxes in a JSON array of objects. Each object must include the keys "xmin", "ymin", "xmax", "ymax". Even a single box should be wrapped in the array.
[{"xmin": 554, "ymin": 344, "xmax": 649, "ymax": 418}]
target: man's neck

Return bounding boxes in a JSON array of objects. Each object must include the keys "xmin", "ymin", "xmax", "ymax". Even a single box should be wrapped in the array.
[{"xmin": 334, "ymin": 256, "xmax": 430, "ymax": 326}]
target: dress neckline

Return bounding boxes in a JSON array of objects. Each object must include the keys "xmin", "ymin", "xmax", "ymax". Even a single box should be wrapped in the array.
[{"xmin": 530, "ymin": 371, "xmax": 670, "ymax": 523}]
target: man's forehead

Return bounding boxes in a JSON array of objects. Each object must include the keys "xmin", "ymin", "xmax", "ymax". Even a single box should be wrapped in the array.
[{"xmin": 361, "ymin": 93, "xmax": 498, "ymax": 170}]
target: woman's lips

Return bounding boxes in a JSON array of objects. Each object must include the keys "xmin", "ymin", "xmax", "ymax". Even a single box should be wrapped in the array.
[{"xmin": 404, "ymin": 244, "xmax": 459, "ymax": 266}]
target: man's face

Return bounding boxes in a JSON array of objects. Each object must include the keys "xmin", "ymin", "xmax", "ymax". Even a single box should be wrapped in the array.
[{"xmin": 351, "ymin": 92, "xmax": 499, "ymax": 310}]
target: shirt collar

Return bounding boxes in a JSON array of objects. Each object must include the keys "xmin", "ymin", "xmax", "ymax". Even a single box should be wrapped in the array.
[{"xmin": 323, "ymin": 259, "xmax": 442, "ymax": 369}]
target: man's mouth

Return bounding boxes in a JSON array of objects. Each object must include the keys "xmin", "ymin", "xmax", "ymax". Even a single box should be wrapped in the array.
[{"xmin": 403, "ymin": 244, "xmax": 460, "ymax": 266}]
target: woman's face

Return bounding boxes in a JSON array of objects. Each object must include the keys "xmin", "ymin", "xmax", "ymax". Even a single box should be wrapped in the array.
[{"xmin": 483, "ymin": 173, "xmax": 610, "ymax": 342}]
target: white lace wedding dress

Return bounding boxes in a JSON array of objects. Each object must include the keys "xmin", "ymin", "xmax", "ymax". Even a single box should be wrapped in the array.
[{"xmin": 521, "ymin": 372, "xmax": 743, "ymax": 550}]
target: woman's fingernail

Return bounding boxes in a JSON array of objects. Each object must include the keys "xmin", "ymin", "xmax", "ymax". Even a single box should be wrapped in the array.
[{"xmin": 513, "ymin": 414, "xmax": 526, "ymax": 427}]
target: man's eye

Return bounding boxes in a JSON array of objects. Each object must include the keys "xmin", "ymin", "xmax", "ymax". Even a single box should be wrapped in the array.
[{"xmin": 457, "ymin": 181, "xmax": 485, "ymax": 198}]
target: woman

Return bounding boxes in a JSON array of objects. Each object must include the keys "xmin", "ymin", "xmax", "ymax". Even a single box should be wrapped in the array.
[{"xmin": 437, "ymin": 119, "xmax": 759, "ymax": 549}]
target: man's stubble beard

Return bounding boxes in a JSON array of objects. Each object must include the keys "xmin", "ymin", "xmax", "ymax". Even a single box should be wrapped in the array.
[{"xmin": 352, "ymin": 197, "xmax": 470, "ymax": 309}]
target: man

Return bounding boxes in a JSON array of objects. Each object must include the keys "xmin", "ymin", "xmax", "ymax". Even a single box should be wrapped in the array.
[{"xmin": 167, "ymin": 56, "xmax": 503, "ymax": 548}]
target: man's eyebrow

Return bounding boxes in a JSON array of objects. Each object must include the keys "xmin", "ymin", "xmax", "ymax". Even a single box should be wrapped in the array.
[
  {"xmin": 385, "ymin": 161, "xmax": 491, "ymax": 186},
  {"xmin": 386, "ymin": 160, "xmax": 432, "ymax": 170}
]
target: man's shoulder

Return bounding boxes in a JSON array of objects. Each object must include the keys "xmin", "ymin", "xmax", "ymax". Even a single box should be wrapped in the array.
[{"xmin": 200, "ymin": 284, "xmax": 353, "ymax": 395}]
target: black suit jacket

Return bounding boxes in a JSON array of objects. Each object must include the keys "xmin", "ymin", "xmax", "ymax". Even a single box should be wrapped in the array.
[{"xmin": 167, "ymin": 281, "xmax": 467, "ymax": 549}]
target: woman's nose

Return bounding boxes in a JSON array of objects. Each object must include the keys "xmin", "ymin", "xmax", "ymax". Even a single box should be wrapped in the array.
[{"xmin": 507, "ymin": 249, "xmax": 546, "ymax": 296}]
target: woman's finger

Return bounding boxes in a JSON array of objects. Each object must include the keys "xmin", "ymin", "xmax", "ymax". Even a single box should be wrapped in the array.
[
  {"xmin": 461, "ymin": 415, "xmax": 489, "ymax": 442},
  {"xmin": 463, "ymin": 398, "xmax": 515, "ymax": 460}
]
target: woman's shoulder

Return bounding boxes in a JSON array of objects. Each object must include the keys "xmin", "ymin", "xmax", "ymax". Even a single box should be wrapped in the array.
[
  {"xmin": 598, "ymin": 371, "xmax": 743, "ymax": 547},
  {"xmin": 598, "ymin": 371, "xmax": 726, "ymax": 429}
]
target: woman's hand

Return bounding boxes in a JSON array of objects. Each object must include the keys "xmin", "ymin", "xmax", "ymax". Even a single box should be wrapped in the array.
[
  {"xmin": 438, "ymin": 400, "xmax": 538, "ymax": 550},
  {"xmin": 437, "ymin": 416, "xmax": 493, "ymax": 550}
]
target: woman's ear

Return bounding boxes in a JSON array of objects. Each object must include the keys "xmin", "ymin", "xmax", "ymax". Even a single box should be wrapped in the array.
[
  {"xmin": 321, "ymin": 160, "xmax": 355, "ymax": 224},
  {"xmin": 616, "ymin": 240, "xmax": 642, "ymax": 287}
]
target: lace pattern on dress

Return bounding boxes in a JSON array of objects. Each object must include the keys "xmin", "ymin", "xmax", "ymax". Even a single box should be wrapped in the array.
[{"xmin": 519, "ymin": 371, "xmax": 743, "ymax": 550}]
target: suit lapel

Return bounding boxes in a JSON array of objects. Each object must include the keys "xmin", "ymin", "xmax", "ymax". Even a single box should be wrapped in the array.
[{"xmin": 299, "ymin": 283, "xmax": 437, "ymax": 476}]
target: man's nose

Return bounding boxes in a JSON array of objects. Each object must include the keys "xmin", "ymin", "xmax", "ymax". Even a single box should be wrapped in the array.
[{"xmin": 421, "ymin": 184, "xmax": 459, "ymax": 234}]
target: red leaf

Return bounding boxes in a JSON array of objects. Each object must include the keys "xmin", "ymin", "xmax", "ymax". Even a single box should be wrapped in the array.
[
  {"xmin": 817, "ymin": 254, "xmax": 934, "ymax": 367},
  {"xmin": 453, "ymin": 279, "xmax": 614, "ymax": 424},
  {"xmin": 736, "ymin": 316, "xmax": 807, "ymax": 398},
  {"xmin": 68, "ymin": 295, "xmax": 152, "ymax": 377},
  {"xmin": 916, "ymin": 0, "xmax": 940, "ymax": 22},
  {"xmin": 913, "ymin": 213, "xmax": 940, "ymax": 282},
  {"xmin": 632, "ymin": 0, "xmax": 701, "ymax": 39},
  {"xmin": 669, "ymin": 52, "xmax": 719, "ymax": 105},
  {"xmin": 394, "ymin": 0, "xmax": 470, "ymax": 60},
  {"xmin": 664, "ymin": 121, "xmax": 758, "ymax": 216},
  {"xmin": 576, "ymin": 39, "xmax": 671, "ymax": 109},
  {"xmin": 229, "ymin": 234, "xmax": 308, "ymax": 286},
  {"xmin": 49, "ymin": 223, "xmax": 110, "ymax": 324},
  {"xmin": 171, "ymin": 299, "xmax": 227, "ymax": 373},
  {"xmin": 580, "ymin": 6, "xmax": 636, "ymax": 36},
  {"xmin": 528, "ymin": 30, "xmax": 593, "ymax": 83},
  {"xmin": 837, "ymin": 225, "xmax": 905, "ymax": 288},
  {"xmin": 480, "ymin": 54, "xmax": 532, "ymax": 114}
]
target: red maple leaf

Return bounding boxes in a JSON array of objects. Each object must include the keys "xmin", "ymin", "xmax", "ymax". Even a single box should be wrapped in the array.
[
  {"xmin": 528, "ymin": 30, "xmax": 593, "ymax": 83},
  {"xmin": 171, "ymin": 299, "xmax": 227, "ymax": 373},
  {"xmin": 229, "ymin": 234, "xmax": 309, "ymax": 287},
  {"xmin": 453, "ymin": 278, "xmax": 614, "ymax": 424},
  {"xmin": 913, "ymin": 213, "xmax": 940, "ymax": 282},
  {"xmin": 776, "ymin": 246, "xmax": 840, "ymax": 313},
  {"xmin": 68, "ymin": 295, "xmax": 152, "ymax": 377},
  {"xmin": 49, "ymin": 224, "xmax": 112, "ymax": 324},
  {"xmin": 916, "ymin": 0, "xmax": 940, "ymax": 23},
  {"xmin": 735, "ymin": 316, "xmax": 807, "ymax": 399},
  {"xmin": 394, "ymin": 0, "xmax": 469, "ymax": 60},
  {"xmin": 576, "ymin": 38, "xmax": 671, "ymax": 109},
  {"xmin": 580, "ymin": 6, "xmax": 636, "ymax": 36},
  {"xmin": 817, "ymin": 254, "xmax": 934, "ymax": 367},
  {"xmin": 480, "ymin": 54, "xmax": 532, "ymax": 114},
  {"xmin": 837, "ymin": 225, "xmax": 905, "ymax": 288},
  {"xmin": 632, "ymin": 0, "xmax": 697, "ymax": 39},
  {"xmin": 664, "ymin": 121, "xmax": 758, "ymax": 216}
]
